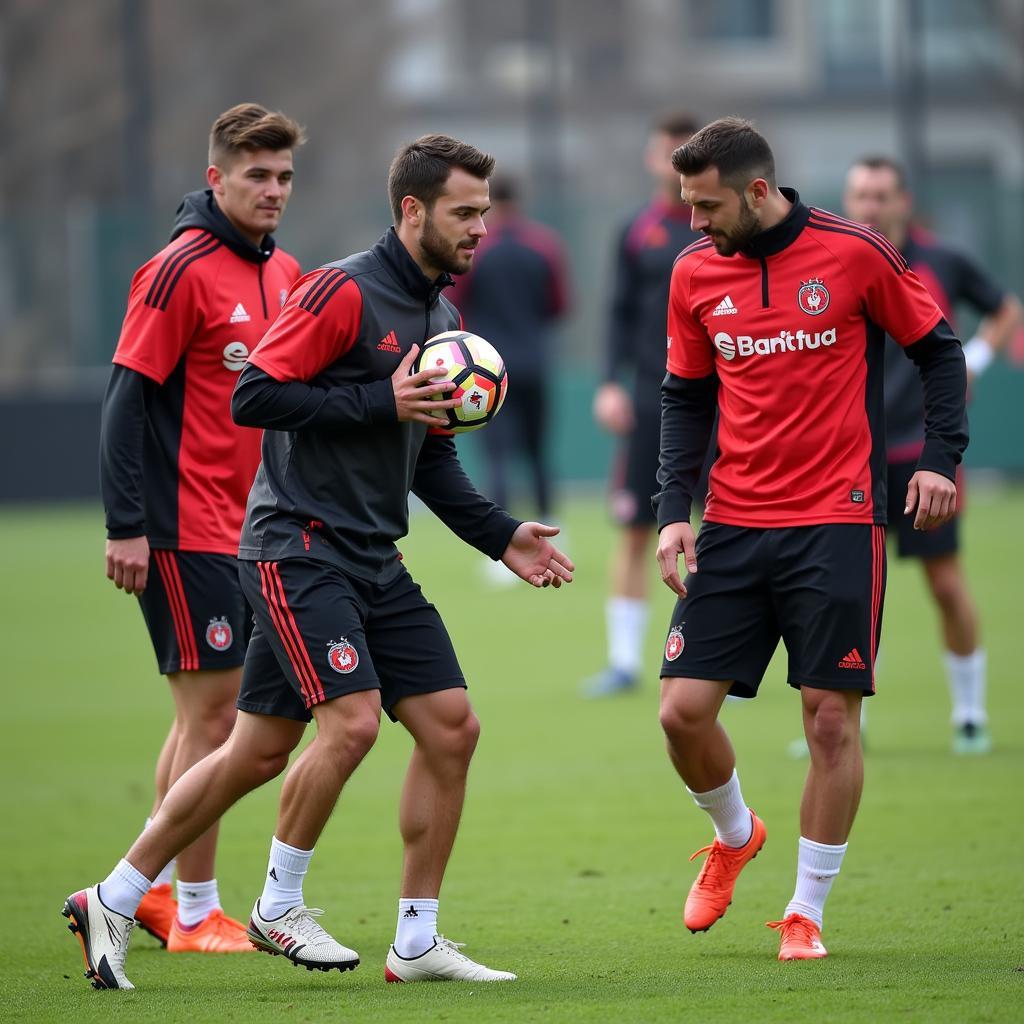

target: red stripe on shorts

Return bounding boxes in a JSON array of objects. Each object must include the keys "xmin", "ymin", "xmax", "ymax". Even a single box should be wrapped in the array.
[
  {"xmin": 268, "ymin": 562, "xmax": 325, "ymax": 705},
  {"xmin": 256, "ymin": 562, "xmax": 323, "ymax": 707},
  {"xmin": 154, "ymin": 550, "xmax": 198, "ymax": 671},
  {"xmin": 869, "ymin": 525, "xmax": 884, "ymax": 693}
]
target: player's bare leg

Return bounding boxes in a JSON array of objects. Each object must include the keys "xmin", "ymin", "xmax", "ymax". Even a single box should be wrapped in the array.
[
  {"xmin": 383, "ymin": 688, "xmax": 514, "ymax": 982},
  {"xmin": 151, "ymin": 718, "xmax": 180, "ymax": 815},
  {"xmin": 771, "ymin": 687, "xmax": 863, "ymax": 959},
  {"xmin": 659, "ymin": 676, "xmax": 734, "ymax": 791},
  {"xmin": 584, "ymin": 525, "xmax": 653, "ymax": 696},
  {"xmin": 922, "ymin": 553, "xmax": 989, "ymax": 753},
  {"xmin": 273, "ymin": 690, "xmax": 382, "ymax": 850},
  {"xmin": 166, "ymin": 669, "xmax": 242, "ymax": 883}
]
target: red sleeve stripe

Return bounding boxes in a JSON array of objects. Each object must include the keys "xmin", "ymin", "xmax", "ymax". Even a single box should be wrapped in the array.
[
  {"xmin": 153, "ymin": 550, "xmax": 199, "ymax": 671},
  {"xmin": 256, "ymin": 561, "xmax": 325, "ymax": 707},
  {"xmin": 145, "ymin": 234, "xmax": 221, "ymax": 311},
  {"xmin": 807, "ymin": 210, "xmax": 909, "ymax": 273},
  {"xmin": 299, "ymin": 268, "xmax": 348, "ymax": 315},
  {"xmin": 307, "ymin": 272, "xmax": 352, "ymax": 317}
]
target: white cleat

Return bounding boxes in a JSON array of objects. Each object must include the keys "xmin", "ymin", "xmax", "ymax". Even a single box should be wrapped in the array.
[
  {"xmin": 246, "ymin": 900, "xmax": 360, "ymax": 973},
  {"xmin": 62, "ymin": 885, "xmax": 135, "ymax": 990},
  {"xmin": 385, "ymin": 935, "xmax": 517, "ymax": 982}
]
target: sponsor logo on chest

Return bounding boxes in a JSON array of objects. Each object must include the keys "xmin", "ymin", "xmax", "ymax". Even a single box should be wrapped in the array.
[{"xmin": 713, "ymin": 327, "xmax": 837, "ymax": 361}]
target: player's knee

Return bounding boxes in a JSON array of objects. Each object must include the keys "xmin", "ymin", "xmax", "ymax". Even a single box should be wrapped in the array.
[
  {"xmin": 806, "ymin": 697, "xmax": 857, "ymax": 754},
  {"xmin": 658, "ymin": 696, "xmax": 707, "ymax": 744},
  {"xmin": 329, "ymin": 711, "xmax": 381, "ymax": 763},
  {"xmin": 449, "ymin": 711, "xmax": 481, "ymax": 764}
]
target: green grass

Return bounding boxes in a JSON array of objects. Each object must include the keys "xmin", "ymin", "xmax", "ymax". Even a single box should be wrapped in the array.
[{"xmin": 1, "ymin": 489, "xmax": 1022, "ymax": 1022}]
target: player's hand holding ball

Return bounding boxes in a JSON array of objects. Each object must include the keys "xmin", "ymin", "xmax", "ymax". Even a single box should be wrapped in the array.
[{"xmin": 391, "ymin": 345, "xmax": 462, "ymax": 426}]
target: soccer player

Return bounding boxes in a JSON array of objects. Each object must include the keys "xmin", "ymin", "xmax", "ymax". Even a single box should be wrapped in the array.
[
  {"xmin": 583, "ymin": 112, "xmax": 702, "ymax": 697},
  {"xmin": 98, "ymin": 103, "xmax": 304, "ymax": 952},
  {"xmin": 654, "ymin": 119, "xmax": 967, "ymax": 960},
  {"xmin": 448, "ymin": 174, "xmax": 570, "ymax": 523},
  {"xmin": 64, "ymin": 134, "xmax": 574, "ymax": 990},
  {"xmin": 843, "ymin": 156, "xmax": 1021, "ymax": 754}
]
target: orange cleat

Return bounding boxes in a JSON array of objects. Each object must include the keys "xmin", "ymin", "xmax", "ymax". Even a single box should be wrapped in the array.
[
  {"xmin": 135, "ymin": 882, "xmax": 177, "ymax": 947},
  {"xmin": 683, "ymin": 810, "xmax": 767, "ymax": 933},
  {"xmin": 766, "ymin": 913, "xmax": 828, "ymax": 960},
  {"xmin": 167, "ymin": 909, "xmax": 256, "ymax": 953}
]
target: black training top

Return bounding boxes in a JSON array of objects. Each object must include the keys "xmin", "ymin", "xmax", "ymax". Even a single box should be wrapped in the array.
[{"xmin": 233, "ymin": 228, "xmax": 520, "ymax": 584}]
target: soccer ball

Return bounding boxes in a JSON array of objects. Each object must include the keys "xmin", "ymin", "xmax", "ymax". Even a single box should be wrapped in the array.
[{"xmin": 414, "ymin": 330, "xmax": 508, "ymax": 433}]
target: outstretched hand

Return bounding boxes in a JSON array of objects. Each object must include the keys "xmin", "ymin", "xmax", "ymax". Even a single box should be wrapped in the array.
[
  {"xmin": 500, "ymin": 522, "xmax": 575, "ymax": 589},
  {"xmin": 391, "ymin": 344, "xmax": 462, "ymax": 426}
]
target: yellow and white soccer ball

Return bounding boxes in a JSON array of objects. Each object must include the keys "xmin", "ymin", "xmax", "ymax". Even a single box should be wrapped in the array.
[{"xmin": 414, "ymin": 330, "xmax": 508, "ymax": 433}]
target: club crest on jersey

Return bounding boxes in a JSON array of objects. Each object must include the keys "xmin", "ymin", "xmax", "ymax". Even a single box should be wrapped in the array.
[
  {"xmin": 665, "ymin": 625, "xmax": 685, "ymax": 662},
  {"xmin": 206, "ymin": 617, "xmax": 233, "ymax": 651},
  {"xmin": 327, "ymin": 638, "xmax": 359, "ymax": 674},
  {"xmin": 798, "ymin": 278, "xmax": 830, "ymax": 316}
]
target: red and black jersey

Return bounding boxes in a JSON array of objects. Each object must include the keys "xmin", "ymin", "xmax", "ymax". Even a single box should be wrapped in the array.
[
  {"xmin": 233, "ymin": 228, "xmax": 519, "ymax": 584},
  {"xmin": 100, "ymin": 190, "xmax": 301, "ymax": 553},
  {"xmin": 605, "ymin": 198, "xmax": 701, "ymax": 402},
  {"xmin": 656, "ymin": 189, "xmax": 968, "ymax": 529}
]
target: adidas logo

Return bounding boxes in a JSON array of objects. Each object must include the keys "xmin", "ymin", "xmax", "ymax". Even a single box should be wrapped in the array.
[
  {"xmin": 712, "ymin": 295, "xmax": 739, "ymax": 316},
  {"xmin": 230, "ymin": 302, "xmax": 251, "ymax": 323},
  {"xmin": 377, "ymin": 330, "xmax": 401, "ymax": 353},
  {"xmin": 402, "ymin": 905, "xmax": 419, "ymax": 918},
  {"xmin": 837, "ymin": 648, "xmax": 867, "ymax": 670},
  {"xmin": 269, "ymin": 867, "xmax": 278, "ymax": 881}
]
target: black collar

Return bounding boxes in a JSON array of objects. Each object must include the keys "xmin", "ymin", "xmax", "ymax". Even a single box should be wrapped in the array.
[
  {"xmin": 170, "ymin": 190, "xmax": 275, "ymax": 264},
  {"xmin": 740, "ymin": 187, "xmax": 810, "ymax": 258},
  {"xmin": 374, "ymin": 227, "xmax": 453, "ymax": 305}
]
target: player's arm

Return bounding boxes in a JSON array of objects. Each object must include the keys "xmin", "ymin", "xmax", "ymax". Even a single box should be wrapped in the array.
[
  {"xmin": 653, "ymin": 259, "xmax": 717, "ymax": 597},
  {"xmin": 412, "ymin": 437, "xmax": 573, "ymax": 588},
  {"xmin": 100, "ymin": 248, "xmax": 204, "ymax": 594},
  {"xmin": 231, "ymin": 272, "xmax": 458, "ymax": 430},
  {"xmin": 595, "ymin": 223, "xmax": 640, "ymax": 434},
  {"xmin": 954, "ymin": 252, "xmax": 1023, "ymax": 380},
  {"xmin": 863, "ymin": 248, "xmax": 968, "ymax": 529}
]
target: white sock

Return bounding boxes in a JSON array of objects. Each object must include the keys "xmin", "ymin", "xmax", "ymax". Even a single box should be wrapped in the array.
[
  {"xmin": 946, "ymin": 649, "xmax": 987, "ymax": 726},
  {"xmin": 394, "ymin": 898, "xmax": 439, "ymax": 958},
  {"xmin": 176, "ymin": 879, "xmax": 221, "ymax": 927},
  {"xmin": 687, "ymin": 769, "xmax": 752, "ymax": 848},
  {"xmin": 785, "ymin": 836, "xmax": 848, "ymax": 928},
  {"xmin": 145, "ymin": 817, "xmax": 175, "ymax": 888},
  {"xmin": 259, "ymin": 836, "xmax": 314, "ymax": 920},
  {"xmin": 99, "ymin": 859, "xmax": 151, "ymax": 920},
  {"xmin": 607, "ymin": 597, "xmax": 648, "ymax": 675}
]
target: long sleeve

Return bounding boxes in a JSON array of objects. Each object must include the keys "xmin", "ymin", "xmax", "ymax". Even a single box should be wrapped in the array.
[
  {"xmin": 902, "ymin": 318, "xmax": 969, "ymax": 481},
  {"xmin": 604, "ymin": 223, "xmax": 639, "ymax": 382},
  {"xmin": 412, "ymin": 433, "xmax": 520, "ymax": 558},
  {"xmin": 231, "ymin": 363, "xmax": 396, "ymax": 431},
  {"xmin": 100, "ymin": 364, "xmax": 149, "ymax": 538},
  {"xmin": 652, "ymin": 371, "xmax": 719, "ymax": 529}
]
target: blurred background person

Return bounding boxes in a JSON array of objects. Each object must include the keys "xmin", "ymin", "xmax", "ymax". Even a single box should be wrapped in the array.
[
  {"xmin": 843, "ymin": 155, "xmax": 1022, "ymax": 754},
  {"xmin": 582, "ymin": 112, "xmax": 701, "ymax": 697},
  {"xmin": 449, "ymin": 175, "xmax": 570, "ymax": 542}
]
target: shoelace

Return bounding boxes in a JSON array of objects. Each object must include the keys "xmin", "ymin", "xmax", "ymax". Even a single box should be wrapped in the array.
[
  {"xmin": 284, "ymin": 906, "xmax": 331, "ymax": 943},
  {"xmin": 110, "ymin": 918, "xmax": 135, "ymax": 966},
  {"xmin": 435, "ymin": 935, "xmax": 467, "ymax": 957},
  {"xmin": 689, "ymin": 841, "xmax": 733, "ymax": 887},
  {"xmin": 766, "ymin": 915, "xmax": 818, "ymax": 943}
]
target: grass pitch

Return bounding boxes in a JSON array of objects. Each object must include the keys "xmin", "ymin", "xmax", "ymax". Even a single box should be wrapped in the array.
[{"xmin": 1, "ymin": 488, "xmax": 1022, "ymax": 1022}]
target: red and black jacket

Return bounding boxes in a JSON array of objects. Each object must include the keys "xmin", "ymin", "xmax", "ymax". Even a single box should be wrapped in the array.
[{"xmin": 100, "ymin": 190, "xmax": 300, "ymax": 552}]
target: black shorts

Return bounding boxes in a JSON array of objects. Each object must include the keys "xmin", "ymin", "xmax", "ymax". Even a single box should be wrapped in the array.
[
  {"xmin": 237, "ymin": 558, "xmax": 466, "ymax": 723},
  {"xmin": 610, "ymin": 401, "xmax": 661, "ymax": 527},
  {"xmin": 138, "ymin": 550, "xmax": 253, "ymax": 675},
  {"xmin": 660, "ymin": 522, "xmax": 886, "ymax": 697},
  {"xmin": 886, "ymin": 459, "xmax": 960, "ymax": 559}
]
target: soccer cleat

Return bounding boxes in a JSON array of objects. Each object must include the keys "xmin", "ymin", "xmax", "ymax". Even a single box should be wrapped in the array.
[
  {"xmin": 247, "ymin": 900, "xmax": 359, "ymax": 972},
  {"xmin": 385, "ymin": 936, "xmax": 517, "ymax": 982},
  {"xmin": 167, "ymin": 909, "xmax": 256, "ymax": 953},
  {"xmin": 134, "ymin": 882, "xmax": 177, "ymax": 946},
  {"xmin": 62, "ymin": 886, "xmax": 136, "ymax": 990},
  {"xmin": 766, "ymin": 913, "xmax": 828, "ymax": 960},
  {"xmin": 684, "ymin": 810, "xmax": 767, "ymax": 933},
  {"xmin": 581, "ymin": 666, "xmax": 638, "ymax": 698},
  {"xmin": 953, "ymin": 722, "xmax": 992, "ymax": 756}
]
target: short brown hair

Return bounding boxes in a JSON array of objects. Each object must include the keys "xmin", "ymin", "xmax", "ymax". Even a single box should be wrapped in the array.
[
  {"xmin": 653, "ymin": 111, "xmax": 700, "ymax": 139},
  {"xmin": 208, "ymin": 103, "xmax": 306, "ymax": 167},
  {"xmin": 388, "ymin": 134, "xmax": 496, "ymax": 224},
  {"xmin": 672, "ymin": 116, "xmax": 775, "ymax": 192},
  {"xmin": 851, "ymin": 155, "xmax": 908, "ymax": 191}
]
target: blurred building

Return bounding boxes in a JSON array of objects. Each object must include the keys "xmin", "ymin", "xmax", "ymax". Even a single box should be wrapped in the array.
[{"xmin": 1, "ymin": 0, "xmax": 1022, "ymax": 495}]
